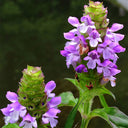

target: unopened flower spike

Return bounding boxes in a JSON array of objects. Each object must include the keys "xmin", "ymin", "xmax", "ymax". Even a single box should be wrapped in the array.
[{"xmin": 1, "ymin": 65, "xmax": 61, "ymax": 128}]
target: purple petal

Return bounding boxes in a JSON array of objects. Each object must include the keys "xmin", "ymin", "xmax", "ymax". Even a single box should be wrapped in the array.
[
  {"xmin": 103, "ymin": 47, "xmax": 113, "ymax": 60},
  {"xmin": 97, "ymin": 67, "xmax": 103, "ymax": 74},
  {"xmin": 110, "ymin": 68, "xmax": 121, "ymax": 76},
  {"xmin": 114, "ymin": 33, "xmax": 124, "ymax": 42},
  {"xmin": 45, "ymin": 81, "xmax": 56, "ymax": 93},
  {"xmin": 113, "ymin": 45, "xmax": 125, "ymax": 53},
  {"xmin": 75, "ymin": 64, "xmax": 86, "ymax": 73},
  {"xmin": 9, "ymin": 111, "xmax": 20, "ymax": 123},
  {"xmin": 10, "ymin": 101, "xmax": 21, "ymax": 111},
  {"xmin": 64, "ymin": 32, "xmax": 75, "ymax": 40},
  {"xmin": 49, "ymin": 118, "xmax": 58, "ymax": 128},
  {"xmin": 87, "ymin": 59, "xmax": 96, "ymax": 69},
  {"xmin": 78, "ymin": 23, "xmax": 87, "ymax": 33},
  {"xmin": 68, "ymin": 16, "xmax": 80, "ymax": 27},
  {"xmin": 1, "ymin": 105, "xmax": 12, "ymax": 116},
  {"xmin": 90, "ymin": 39, "xmax": 98, "ymax": 47},
  {"xmin": 60, "ymin": 50, "xmax": 69, "ymax": 57},
  {"xmin": 110, "ymin": 23, "xmax": 123, "ymax": 32},
  {"xmin": 6, "ymin": 91, "xmax": 18, "ymax": 102},
  {"xmin": 44, "ymin": 108, "xmax": 61, "ymax": 118},
  {"xmin": 103, "ymin": 67, "xmax": 111, "ymax": 77},
  {"xmin": 48, "ymin": 97, "xmax": 61, "ymax": 108},
  {"xmin": 42, "ymin": 117, "xmax": 49, "ymax": 124}
]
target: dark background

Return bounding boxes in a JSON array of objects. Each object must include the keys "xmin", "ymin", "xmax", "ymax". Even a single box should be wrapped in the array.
[{"xmin": 0, "ymin": 0, "xmax": 128, "ymax": 127}]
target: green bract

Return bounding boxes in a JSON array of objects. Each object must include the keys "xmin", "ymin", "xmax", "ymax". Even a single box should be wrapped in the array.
[{"xmin": 18, "ymin": 65, "xmax": 46, "ymax": 119}]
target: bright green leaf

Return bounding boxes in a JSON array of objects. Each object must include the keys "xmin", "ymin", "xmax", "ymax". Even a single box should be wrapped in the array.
[
  {"xmin": 2, "ymin": 123, "xmax": 20, "ymax": 128},
  {"xmin": 58, "ymin": 91, "xmax": 78, "ymax": 107},
  {"xmin": 104, "ymin": 107, "xmax": 128, "ymax": 128}
]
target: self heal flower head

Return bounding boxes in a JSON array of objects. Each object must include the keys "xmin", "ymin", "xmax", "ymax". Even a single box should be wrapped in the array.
[{"xmin": 61, "ymin": 1, "xmax": 125, "ymax": 87}]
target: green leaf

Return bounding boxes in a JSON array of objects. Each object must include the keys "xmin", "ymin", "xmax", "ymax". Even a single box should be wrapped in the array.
[
  {"xmin": 64, "ymin": 98, "xmax": 82, "ymax": 128},
  {"xmin": 65, "ymin": 78, "xmax": 82, "ymax": 91},
  {"xmin": 98, "ymin": 87, "xmax": 116, "ymax": 100},
  {"xmin": 58, "ymin": 91, "xmax": 78, "ymax": 107},
  {"xmin": 2, "ymin": 123, "xmax": 20, "ymax": 128},
  {"xmin": 104, "ymin": 107, "xmax": 128, "ymax": 128},
  {"xmin": 89, "ymin": 108, "xmax": 110, "ymax": 124}
]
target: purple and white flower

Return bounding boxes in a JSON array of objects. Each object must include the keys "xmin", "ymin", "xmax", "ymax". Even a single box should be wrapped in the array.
[
  {"xmin": 1, "ymin": 91, "xmax": 27, "ymax": 125},
  {"xmin": 60, "ymin": 45, "xmax": 81, "ymax": 68},
  {"xmin": 87, "ymin": 30, "xmax": 102, "ymax": 47},
  {"xmin": 84, "ymin": 50, "xmax": 100, "ymax": 69},
  {"xmin": 19, "ymin": 113, "xmax": 37, "ymax": 128}
]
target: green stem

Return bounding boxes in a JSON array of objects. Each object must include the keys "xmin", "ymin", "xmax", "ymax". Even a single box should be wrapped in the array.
[
  {"xmin": 80, "ymin": 118, "xmax": 90, "ymax": 128},
  {"xmin": 80, "ymin": 99, "xmax": 93, "ymax": 128},
  {"xmin": 99, "ymin": 95, "xmax": 108, "ymax": 108}
]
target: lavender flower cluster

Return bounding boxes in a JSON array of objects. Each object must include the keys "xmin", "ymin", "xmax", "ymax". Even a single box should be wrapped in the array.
[
  {"xmin": 60, "ymin": 14, "xmax": 125, "ymax": 87},
  {"xmin": 1, "ymin": 81, "xmax": 61, "ymax": 128}
]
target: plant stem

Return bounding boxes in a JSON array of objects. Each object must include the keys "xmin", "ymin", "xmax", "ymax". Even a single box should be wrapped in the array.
[
  {"xmin": 99, "ymin": 95, "xmax": 108, "ymax": 108},
  {"xmin": 80, "ymin": 99, "xmax": 93, "ymax": 128}
]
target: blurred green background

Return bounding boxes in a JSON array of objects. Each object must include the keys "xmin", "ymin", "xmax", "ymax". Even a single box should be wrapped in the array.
[{"xmin": 0, "ymin": 0, "xmax": 128, "ymax": 127}]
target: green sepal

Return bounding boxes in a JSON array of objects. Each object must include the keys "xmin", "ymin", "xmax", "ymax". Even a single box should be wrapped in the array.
[
  {"xmin": 104, "ymin": 107, "xmax": 128, "ymax": 128},
  {"xmin": 2, "ymin": 123, "xmax": 21, "ymax": 128},
  {"xmin": 58, "ymin": 91, "xmax": 78, "ymax": 107}
]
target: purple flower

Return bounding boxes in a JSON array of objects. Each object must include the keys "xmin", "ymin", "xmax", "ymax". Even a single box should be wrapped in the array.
[
  {"xmin": 97, "ymin": 40, "xmax": 118, "ymax": 63},
  {"xmin": 84, "ymin": 50, "xmax": 100, "ymax": 69},
  {"xmin": 60, "ymin": 45, "xmax": 81, "ymax": 68},
  {"xmin": 100, "ymin": 76, "xmax": 116, "ymax": 87},
  {"xmin": 105, "ymin": 23, "xmax": 124, "ymax": 42},
  {"xmin": 1, "ymin": 91, "xmax": 27, "ymax": 125},
  {"xmin": 87, "ymin": 30, "xmax": 102, "ymax": 47},
  {"xmin": 42, "ymin": 108, "xmax": 61, "ymax": 128},
  {"xmin": 47, "ymin": 97, "xmax": 61, "ymax": 109},
  {"xmin": 45, "ymin": 81, "xmax": 56, "ymax": 98},
  {"xmin": 75, "ymin": 64, "xmax": 88, "ymax": 73},
  {"xmin": 78, "ymin": 15, "xmax": 95, "ymax": 34},
  {"xmin": 19, "ymin": 113, "xmax": 37, "ymax": 128},
  {"xmin": 97, "ymin": 60, "xmax": 121, "ymax": 77},
  {"xmin": 42, "ymin": 97, "xmax": 61, "ymax": 128}
]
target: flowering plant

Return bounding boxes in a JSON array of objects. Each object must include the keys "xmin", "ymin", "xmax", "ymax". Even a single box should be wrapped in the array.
[
  {"xmin": 1, "ymin": 1, "xmax": 128, "ymax": 128},
  {"xmin": 60, "ymin": 1, "xmax": 128, "ymax": 128}
]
